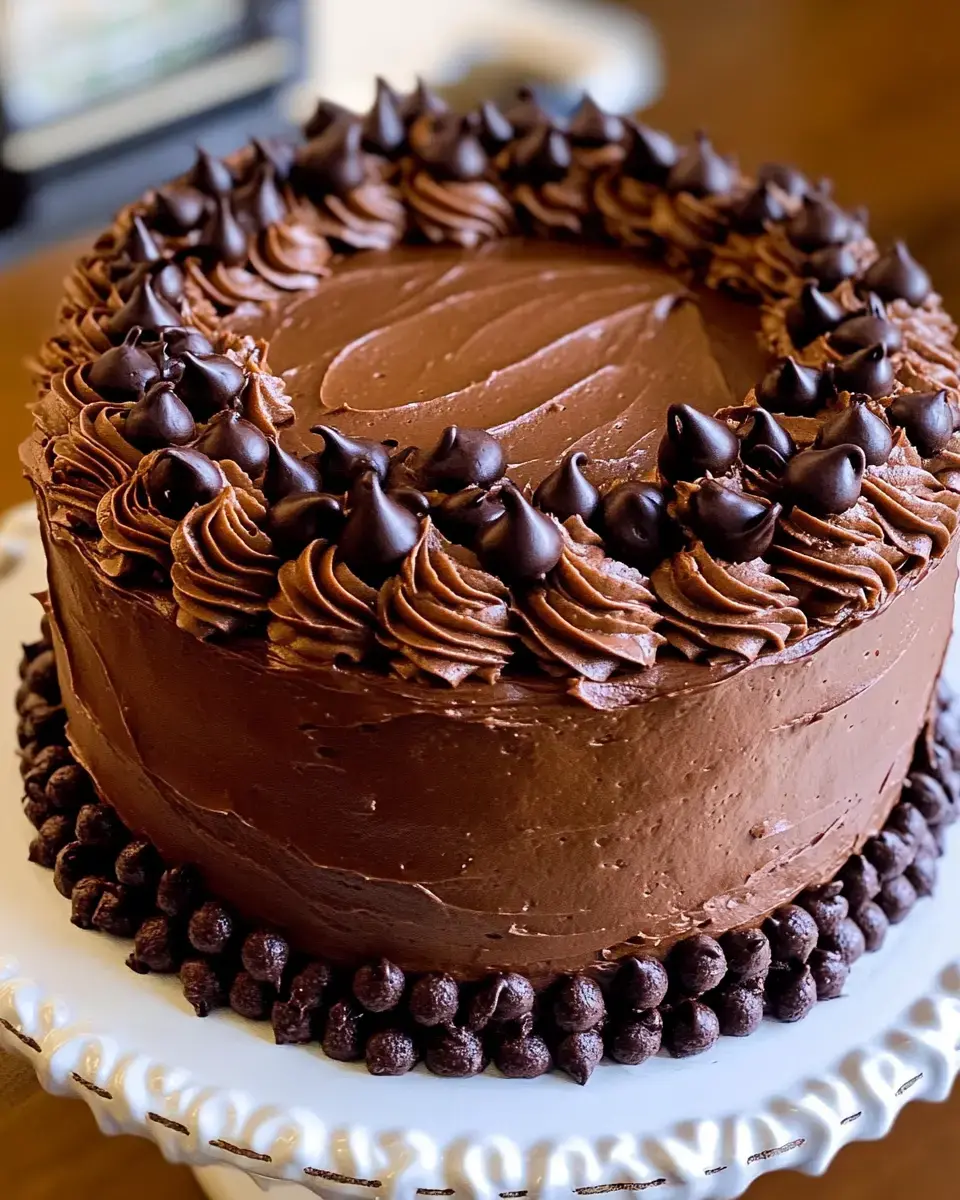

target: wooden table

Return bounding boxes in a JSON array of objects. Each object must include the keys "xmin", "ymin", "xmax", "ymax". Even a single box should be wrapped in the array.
[{"xmin": 4, "ymin": 191, "xmax": 960, "ymax": 1197}]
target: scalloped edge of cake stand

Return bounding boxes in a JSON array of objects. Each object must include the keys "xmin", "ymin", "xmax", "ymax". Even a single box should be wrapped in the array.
[{"xmin": 1, "ymin": 500, "xmax": 960, "ymax": 1200}]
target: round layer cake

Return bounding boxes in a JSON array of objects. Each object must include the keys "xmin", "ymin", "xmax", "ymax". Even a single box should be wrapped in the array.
[{"xmin": 18, "ymin": 83, "xmax": 960, "ymax": 1078}]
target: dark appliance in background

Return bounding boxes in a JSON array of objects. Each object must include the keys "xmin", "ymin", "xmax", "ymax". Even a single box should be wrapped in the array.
[{"xmin": 0, "ymin": 0, "xmax": 305, "ymax": 264}]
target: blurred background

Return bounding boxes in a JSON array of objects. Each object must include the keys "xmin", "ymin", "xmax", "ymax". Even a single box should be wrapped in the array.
[{"xmin": 2, "ymin": 1, "xmax": 960, "ymax": 1196}]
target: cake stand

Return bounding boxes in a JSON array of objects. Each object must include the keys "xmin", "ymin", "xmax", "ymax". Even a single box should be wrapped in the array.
[{"xmin": 2, "ymin": 499, "xmax": 960, "ymax": 1200}]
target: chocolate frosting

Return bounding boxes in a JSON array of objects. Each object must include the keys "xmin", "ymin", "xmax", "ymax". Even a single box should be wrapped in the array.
[
  {"xmin": 49, "ymin": 401, "xmax": 142, "ymax": 529},
  {"xmin": 95, "ymin": 451, "xmax": 180, "ymax": 577},
  {"xmin": 377, "ymin": 520, "xmax": 513, "ymax": 685}
]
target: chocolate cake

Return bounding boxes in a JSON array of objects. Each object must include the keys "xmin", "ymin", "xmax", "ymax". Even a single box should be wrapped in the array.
[{"xmin": 17, "ymin": 82, "xmax": 960, "ymax": 1081}]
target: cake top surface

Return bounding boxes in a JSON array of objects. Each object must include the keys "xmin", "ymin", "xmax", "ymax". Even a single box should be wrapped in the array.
[{"xmin": 22, "ymin": 84, "xmax": 960, "ymax": 706}]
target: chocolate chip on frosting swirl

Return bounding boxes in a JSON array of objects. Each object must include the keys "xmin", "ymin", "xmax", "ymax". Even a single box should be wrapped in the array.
[
  {"xmin": 515, "ymin": 517, "xmax": 664, "ymax": 681},
  {"xmin": 377, "ymin": 519, "xmax": 513, "ymax": 685},
  {"xmin": 652, "ymin": 541, "xmax": 807, "ymax": 661},
  {"xmin": 170, "ymin": 481, "xmax": 279, "ymax": 637},
  {"xmin": 49, "ymin": 401, "xmax": 143, "ymax": 530},
  {"xmin": 95, "ymin": 450, "xmax": 180, "ymax": 577},
  {"xmin": 268, "ymin": 540, "xmax": 378, "ymax": 667}
]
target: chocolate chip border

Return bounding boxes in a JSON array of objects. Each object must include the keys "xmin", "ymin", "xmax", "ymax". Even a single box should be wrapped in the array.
[{"xmin": 15, "ymin": 620, "xmax": 960, "ymax": 1086}]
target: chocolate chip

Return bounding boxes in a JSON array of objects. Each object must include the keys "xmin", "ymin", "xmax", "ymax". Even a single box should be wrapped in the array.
[
  {"xmin": 425, "ymin": 1026, "xmax": 485, "ymax": 1077},
  {"xmin": 666, "ymin": 132, "xmax": 734, "ymax": 198},
  {"xmin": 504, "ymin": 122, "xmax": 572, "ymax": 185},
  {"xmin": 271, "ymin": 1000, "xmax": 315, "ymax": 1045},
  {"xmin": 667, "ymin": 934, "xmax": 727, "ymax": 996},
  {"xmin": 413, "ymin": 113, "xmax": 489, "ymax": 183},
  {"xmin": 229, "ymin": 971, "xmax": 274, "ymax": 1020},
  {"xmin": 266, "ymin": 493, "xmax": 344, "ymax": 560},
  {"xmin": 106, "ymin": 276, "xmax": 181, "ymax": 340},
  {"xmin": 161, "ymin": 326, "xmax": 215, "ymax": 359},
  {"xmin": 366, "ymin": 1029, "xmax": 418, "ymax": 1076},
  {"xmin": 568, "ymin": 94, "xmax": 625, "ymax": 148},
  {"xmin": 294, "ymin": 118, "xmax": 367, "ymax": 200},
  {"xmin": 860, "ymin": 241, "xmax": 931, "ymax": 307},
  {"xmin": 757, "ymin": 161, "xmax": 809, "ymax": 199},
  {"xmin": 799, "ymin": 882, "xmax": 849, "ymax": 937},
  {"xmin": 70, "ymin": 876, "xmax": 111, "ymax": 929},
  {"xmin": 433, "ymin": 487, "xmax": 505, "ymax": 547},
  {"xmin": 739, "ymin": 409, "xmax": 797, "ymax": 473},
  {"xmin": 153, "ymin": 184, "xmax": 209, "ymax": 234},
  {"xmin": 766, "ymin": 964, "xmax": 818, "ymax": 1022},
  {"xmin": 658, "ymin": 404, "xmax": 740, "ymax": 482},
  {"xmin": 730, "ymin": 182, "xmax": 785, "ymax": 236},
  {"xmin": 402, "ymin": 79, "xmax": 448, "ymax": 127},
  {"xmin": 322, "ymin": 999, "xmax": 365, "ymax": 1061},
  {"xmin": 181, "ymin": 958, "xmax": 226, "ymax": 1017},
  {"xmin": 710, "ymin": 981, "xmax": 764, "ymax": 1037},
  {"xmin": 133, "ymin": 915, "xmax": 182, "ymax": 973},
  {"xmin": 852, "ymin": 900, "xmax": 889, "ymax": 952},
  {"xmin": 786, "ymin": 194, "xmax": 852, "ymax": 253},
  {"xmin": 157, "ymin": 864, "xmax": 204, "ymax": 917},
  {"xmin": 18, "ymin": 697, "xmax": 65, "ymax": 749},
  {"xmin": 362, "ymin": 79, "xmax": 406, "ymax": 157},
  {"xmin": 495, "ymin": 1034, "xmax": 553, "ymax": 1078},
  {"xmin": 233, "ymin": 162, "xmax": 287, "ymax": 232},
  {"xmin": 864, "ymin": 830, "xmax": 914, "ymax": 882},
  {"xmin": 471, "ymin": 101, "xmax": 514, "ymax": 155},
  {"xmin": 188, "ymin": 900, "xmax": 235, "ymax": 955},
  {"xmin": 688, "ymin": 482, "xmax": 781, "ymax": 562},
  {"xmin": 23, "ymin": 795, "xmax": 55, "ymax": 830},
  {"xmin": 45, "ymin": 763, "xmax": 92, "ymax": 811},
  {"xmin": 719, "ymin": 928, "xmax": 771, "ymax": 982},
  {"xmin": 289, "ymin": 960, "xmax": 332, "ymax": 1010},
  {"xmin": 28, "ymin": 814, "xmax": 75, "ymax": 868},
  {"xmin": 238, "ymin": 930, "xmax": 288, "ymax": 989},
  {"xmin": 337, "ymin": 470, "xmax": 420, "ymax": 584},
  {"xmin": 886, "ymin": 801, "xmax": 931, "ymax": 852},
  {"xmin": 352, "ymin": 958, "xmax": 405, "ymax": 1013},
  {"xmin": 821, "ymin": 917, "xmax": 866, "ymax": 966},
  {"xmin": 817, "ymin": 403, "xmax": 893, "ymax": 467},
  {"xmin": 887, "ymin": 390, "xmax": 955, "ymax": 458},
  {"xmin": 663, "ymin": 999, "xmax": 720, "ymax": 1057},
  {"xmin": 115, "ymin": 839, "xmax": 163, "ymax": 889},
  {"xmin": 838, "ymin": 853, "xmax": 881, "ymax": 908},
  {"xmin": 188, "ymin": 147, "xmax": 234, "ymax": 197},
  {"xmin": 23, "ymin": 745, "xmax": 72, "ymax": 800},
  {"xmin": 906, "ymin": 852, "xmax": 938, "ymax": 898},
  {"xmin": 785, "ymin": 281, "xmax": 845, "ymax": 348},
  {"xmin": 409, "ymin": 972, "xmax": 460, "ymax": 1026},
  {"xmin": 782, "ymin": 445, "xmax": 865, "ymax": 516},
  {"xmin": 756, "ymin": 357, "xmax": 823, "ymax": 417},
  {"xmin": 92, "ymin": 884, "xmax": 143, "ymax": 937},
  {"xmin": 763, "ymin": 905, "xmax": 819, "ymax": 964},
  {"xmin": 146, "ymin": 447, "xmax": 224, "ymax": 519},
  {"xmin": 552, "ymin": 975, "xmax": 606, "ymax": 1032},
  {"xmin": 420, "ymin": 426, "xmax": 506, "ymax": 492},
  {"xmin": 311, "ymin": 424, "xmax": 391, "ymax": 491},
  {"xmin": 125, "ymin": 382, "xmax": 197, "ymax": 451},
  {"xmin": 614, "ymin": 955, "xmax": 669, "ymax": 1010},
  {"xmin": 534, "ymin": 452, "xmax": 600, "ymax": 523},
  {"xmin": 809, "ymin": 948, "xmax": 849, "ymax": 1000},
  {"xmin": 476, "ymin": 481, "xmax": 564, "ymax": 585},
  {"xmin": 468, "ymin": 972, "xmax": 534, "ymax": 1029},
  {"xmin": 833, "ymin": 343, "xmax": 895, "ymax": 399},
  {"xmin": 176, "ymin": 352, "xmax": 245, "ymax": 419},
  {"xmin": 24, "ymin": 650, "xmax": 59, "ymax": 704},
  {"xmin": 87, "ymin": 327, "xmax": 162, "ymax": 402},
  {"xmin": 75, "ymin": 803, "xmax": 128, "ymax": 850},
  {"xmin": 829, "ymin": 297, "xmax": 903, "ymax": 355},
  {"xmin": 556, "ymin": 1029, "xmax": 605, "ymax": 1085},
  {"xmin": 54, "ymin": 842, "xmax": 105, "ymax": 899},
  {"xmin": 621, "ymin": 122, "xmax": 678, "ymax": 185},
  {"xmin": 599, "ymin": 480, "xmax": 679, "ymax": 574},
  {"xmin": 607, "ymin": 1009, "xmax": 663, "ymax": 1064},
  {"xmin": 878, "ymin": 874, "xmax": 918, "ymax": 923}
]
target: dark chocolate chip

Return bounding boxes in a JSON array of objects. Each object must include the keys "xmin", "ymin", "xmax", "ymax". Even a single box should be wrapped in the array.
[
  {"xmin": 293, "ymin": 118, "xmax": 367, "ymax": 200},
  {"xmin": 886, "ymin": 801, "xmax": 931, "ymax": 851},
  {"xmin": 785, "ymin": 281, "xmax": 845, "ymax": 348},
  {"xmin": 599, "ymin": 481, "xmax": 679, "ymax": 574},
  {"xmin": 262, "ymin": 441, "xmax": 322, "ymax": 504},
  {"xmin": 503, "ymin": 87, "xmax": 550, "ymax": 137},
  {"xmin": 425, "ymin": 1026, "xmax": 485, "ymax": 1077},
  {"xmin": 410, "ymin": 972, "xmax": 460, "ymax": 1026},
  {"xmin": 766, "ymin": 963, "xmax": 817, "ymax": 1022},
  {"xmin": 906, "ymin": 852, "xmax": 938, "ymax": 898},
  {"xmin": 470, "ymin": 972, "xmax": 535, "ymax": 1029},
  {"xmin": 808, "ymin": 245, "xmax": 858, "ymax": 289},
  {"xmin": 305, "ymin": 97, "xmax": 356, "ymax": 140},
  {"xmin": 176, "ymin": 352, "xmax": 245, "ymax": 419},
  {"xmin": 833, "ymin": 343, "xmax": 895, "ymax": 398},
  {"xmin": 289, "ymin": 961, "xmax": 332, "ymax": 1010},
  {"xmin": 786, "ymin": 194, "xmax": 852, "ymax": 253},
  {"xmin": 553, "ymin": 975, "xmax": 605, "ymax": 1032},
  {"xmin": 322, "ymin": 999, "xmax": 365, "ymax": 1061},
  {"xmin": 730, "ymin": 183, "xmax": 786, "ymax": 236},
  {"xmin": 534, "ymin": 452, "xmax": 600, "ymax": 523},
  {"xmin": 311, "ymin": 424, "xmax": 391, "ymax": 490},
  {"xmin": 153, "ymin": 183, "xmax": 209, "ymax": 235},
  {"xmin": 233, "ymin": 162, "xmax": 287, "ymax": 233},
  {"xmin": 667, "ymin": 933, "xmax": 727, "ymax": 996},
  {"xmin": 92, "ymin": 884, "xmax": 144, "ymax": 937},
  {"xmin": 272, "ymin": 999, "xmax": 315, "ymax": 1045},
  {"xmin": 181, "ymin": 958, "xmax": 227, "ymax": 1017},
  {"xmin": 622, "ymin": 121, "xmax": 678, "ymax": 184},
  {"xmin": 133, "ymin": 915, "xmax": 182, "ymax": 973},
  {"xmin": 710, "ymin": 981, "xmax": 764, "ymax": 1036},
  {"xmin": 353, "ymin": 958, "xmax": 405, "ymax": 1013},
  {"xmin": 816, "ymin": 402, "xmax": 893, "ymax": 466},
  {"xmin": 763, "ymin": 904, "xmax": 818, "ymax": 964},
  {"xmin": 555, "ymin": 1029, "xmax": 604, "ymax": 1084},
  {"xmin": 756, "ymin": 357, "xmax": 822, "ymax": 416},
  {"xmin": 195, "ymin": 411, "xmax": 270, "ymax": 477},
  {"xmin": 505, "ymin": 122, "xmax": 572, "ymax": 184},
  {"xmin": 70, "ymin": 876, "xmax": 112, "ymax": 930},
  {"xmin": 188, "ymin": 900, "xmax": 234, "ymax": 955},
  {"xmin": 607, "ymin": 1008, "xmax": 663, "ymax": 1064},
  {"xmin": 878, "ymin": 874, "xmax": 918, "ymax": 923},
  {"xmin": 887, "ymin": 390, "xmax": 955, "ymax": 457},
  {"xmin": 413, "ymin": 113, "xmax": 489, "ymax": 183},
  {"xmin": 864, "ymin": 830, "xmax": 914, "ymax": 882},
  {"xmin": 739, "ymin": 409, "xmax": 797, "ymax": 473},
  {"xmin": 720, "ymin": 928, "xmax": 772, "ymax": 982},
  {"xmin": 476, "ymin": 481, "xmax": 563, "ymax": 584},
  {"xmin": 253, "ymin": 135, "xmax": 297, "ymax": 182},
  {"xmin": 125, "ymin": 381, "xmax": 196, "ymax": 451},
  {"xmin": 688, "ymin": 481, "xmax": 780, "ymax": 562},
  {"xmin": 147, "ymin": 447, "xmax": 224, "ymax": 519},
  {"xmin": 366, "ymin": 1029, "xmax": 418, "ymax": 1076},
  {"xmin": 799, "ymin": 882, "xmax": 849, "ymax": 937},
  {"xmin": 667, "ymin": 132, "xmax": 735, "ymax": 197},
  {"xmin": 157, "ymin": 864, "xmax": 204, "ymax": 918},
  {"xmin": 658, "ymin": 404, "xmax": 741, "ymax": 482},
  {"xmin": 401, "ymin": 78, "xmax": 448, "ymax": 127},
  {"xmin": 782, "ymin": 445, "xmax": 865, "ymax": 516},
  {"xmin": 568, "ymin": 94, "xmax": 625, "ymax": 147},
  {"xmin": 115, "ymin": 839, "xmax": 162, "ymax": 889},
  {"xmin": 161, "ymin": 326, "xmax": 215, "ymax": 359},
  {"xmin": 75, "ymin": 803, "xmax": 128, "ymax": 850},
  {"xmin": 337, "ymin": 470, "xmax": 421, "ymax": 584},
  {"xmin": 106, "ymin": 276, "xmax": 181, "ymax": 340},
  {"xmin": 188, "ymin": 147, "xmax": 234, "ymax": 196},
  {"xmin": 663, "ymin": 998, "xmax": 720, "ymax": 1057},
  {"xmin": 860, "ymin": 241, "xmax": 931, "ymax": 307},
  {"xmin": 28, "ymin": 815, "xmax": 75, "ymax": 868},
  {"xmin": 433, "ymin": 486, "xmax": 505, "ymax": 547},
  {"xmin": 241, "ymin": 930, "xmax": 289, "ymax": 989},
  {"xmin": 757, "ymin": 161, "xmax": 809, "ymax": 199},
  {"xmin": 853, "ymin": 900, "xmax": 889, "ymax": 952},
  {"xmin": 808, "ymin": 948, "xmax": 848, "ymax": 1000},
  {"xmin": 420, "ymin": 426, "xmax": 506, "ymax": 492},
  {"xmin": 838, "ymin": 853, "xmax": 881, "ymax": 908},
  {"xmin": 829, "ymin": 298, "xmax": 903, "ymax": 355},
  {"xmin": 495, "ymin": 1034, "xmax": 553, "ymax": 1078},
  {"xmin": 822, "ymin": 917, "xmax": 866, "ymax": 966},
  {"xmin": 362, "ymin": 78, "xmax": 406, "ymax": 157},
  {"xmin": 54, "ymin": 842, "xmax": 105, "ymax": 899},
  {"xmin": 265, "ymin": 493, "xmax": 344, "ymax": 559},
  {"xmin": 470, "ymin": 101, "xmax": 514, "ymax": 155},
  {"xmin": 614, "ymin": 955, "xmax": 669, "ymax": 1011},
  {"xmin": 87, "ymin": 328, "xmax": 161, "ymax": 402},
  {"xmin": 229, "ymin": 971, "xmax": 274, "ymax": 1020}
]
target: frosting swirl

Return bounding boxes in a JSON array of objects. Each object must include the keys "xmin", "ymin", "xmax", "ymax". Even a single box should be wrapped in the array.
[
  {"xmin": 170, "ymin": 481, "xmax": 279, "ymax": 637},
  {"xmin": 515, "ymin": 518, "xmax": 664, "ymax": 681},
  {"xmin": 36, "ymin": 364, "xmax": 108, "ymax": 437},
  {"xmin": 377, "ymin": 520, "xmax": 513, "ymax": 685},
  {"xmin": 771, "ymin": 501, "xmax": 900, "ymax": 625},
  {"xmin": 247, "ymin": 206, "xmax": 333, "ymax": 290},
  {"xmin": 312, "ymin": 181, "xmax": 407, "ymax": 250},
  {"xmin": 49, "ymin": 401, "xmax": 142, "ymax": 530},
  {"xmin": 593, "ymin": 171, "xmax": 659, "ymax": 248},
  {"xmin": 652, "ymin": 541, "xmax": 807, "ymax": 661},
  {"xmin": 512, "ymin": 174, "xmax": 592, "ymax": 238},
  {"xmin": 403, "ymin": 169, "xmax": 514, "ymax": 248},
  {"xmin": 268, "ymin": 540, "xmax": 378, "ymax": 666},
  {"xmin": 861, "ymin": 432, "xmax": 960, "ymax": 565},
  {"xmin": 95, "ymin": 450, "xmax": 179, "ymax": 577}
]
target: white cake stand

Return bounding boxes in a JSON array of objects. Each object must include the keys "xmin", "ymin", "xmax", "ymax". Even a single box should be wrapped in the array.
[{"xmin": 2, "ymin": 499, "xmax": 960, "ymax": 1200}]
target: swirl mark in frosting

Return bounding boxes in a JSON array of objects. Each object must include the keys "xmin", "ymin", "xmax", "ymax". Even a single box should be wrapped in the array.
[
  {"xmin": 312, "ymin": 181, "xmax": 407, "ymax": 250},
  {"xmin": 403, "ymin": 169, "xmax": 515, "ymax": 248},
  {"xmin": 95, "ymin": 449, "xmax": 181, "ymax": 577},
  {"xmin": 652, "ymin": 541, "xmax": 807, "ymax": 661},
  {"xmin": 515, "ymin": 517, "xmax": 664, "ymax": 681},
  {"xmin": 268, "ymin": 539, "xmax": 378, "ymax": 666},
  {"xmin": 49, "ymin": 401, "xmax": 143, "ymax": 529},
  {"xmin": 377, "ymin": 519, "xmax": 512, "ymax": 685},
  {"xmin": 861, "ymin": 432, "xmax": 960, "ymax": 565},
  {"xmin": 170, "ymin": 482, "xmax": 279, "ymax": 637}
]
